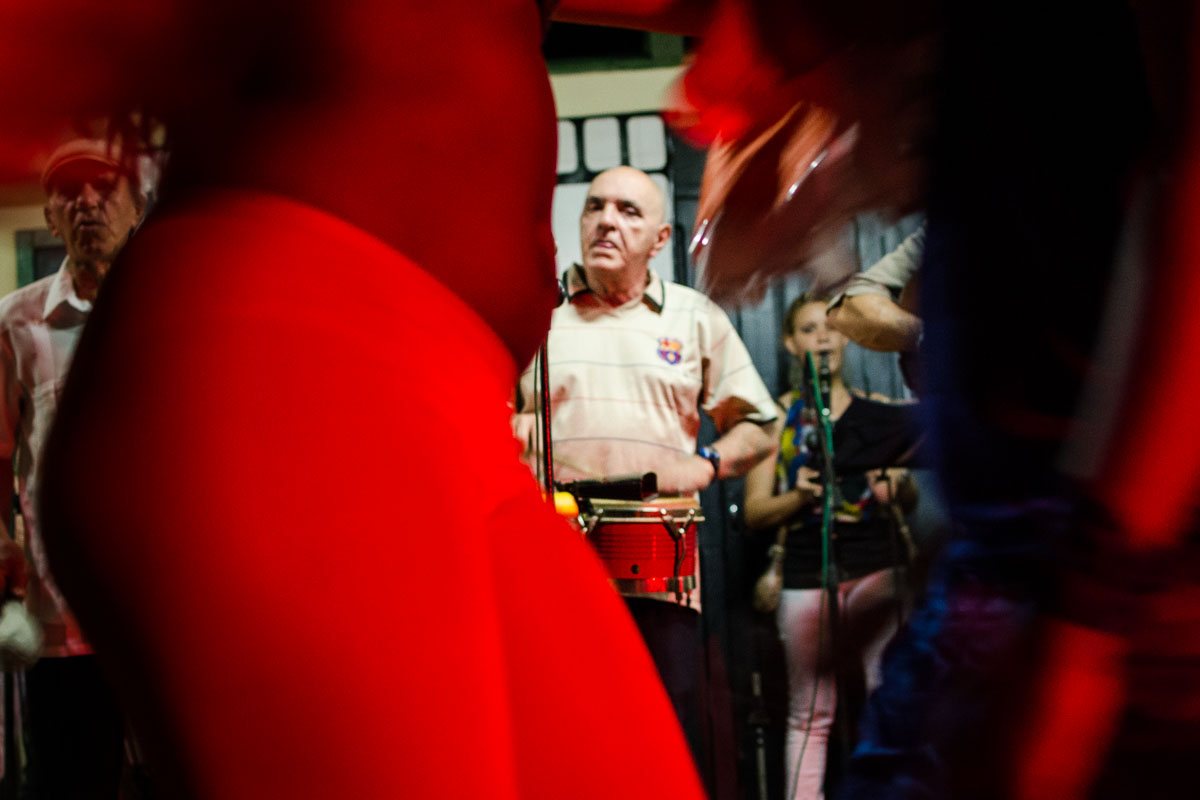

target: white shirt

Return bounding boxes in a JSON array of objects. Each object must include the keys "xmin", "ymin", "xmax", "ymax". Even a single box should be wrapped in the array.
[{"xmin": 0, "ymin": 261, "xmax": 93, "ymax": 656}]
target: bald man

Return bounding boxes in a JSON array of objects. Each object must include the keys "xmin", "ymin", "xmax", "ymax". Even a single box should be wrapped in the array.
[{"xmin": 516, "ymin": 166, "xmax": 777, "ymax": 783}]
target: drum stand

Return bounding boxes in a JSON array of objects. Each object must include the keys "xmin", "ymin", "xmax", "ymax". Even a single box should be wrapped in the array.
[{"xmin": 748, "ymin": 670, "xmax": 771, "ymax": 800}]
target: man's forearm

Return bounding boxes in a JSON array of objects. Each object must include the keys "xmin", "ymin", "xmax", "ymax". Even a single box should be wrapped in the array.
[
  {"xmin": 712, "ymin": 418, "xmax": 779, "ymax": 479},
  {"xmin": 648, "ymin": 418, "xmax": 779, "ymax": 494},
  {"xmin": 828, "ymin": 293, "xmax": 922, "ymax": 352}
]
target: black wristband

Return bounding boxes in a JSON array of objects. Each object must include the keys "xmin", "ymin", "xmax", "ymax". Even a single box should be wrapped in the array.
[{"xmin": 697, "ymin": 446, "xmax": 721, "ymax": 479}]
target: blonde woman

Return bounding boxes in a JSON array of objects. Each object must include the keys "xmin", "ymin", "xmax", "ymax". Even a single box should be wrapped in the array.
[{"xmin": 744, "ymin": 294, "xmax": 914, "ymax": 799}]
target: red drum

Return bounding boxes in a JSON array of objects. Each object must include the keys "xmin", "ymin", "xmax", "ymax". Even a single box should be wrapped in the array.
[{"xmin": 581, "ymin": 498, "xmax": 702, "ymax": 596}]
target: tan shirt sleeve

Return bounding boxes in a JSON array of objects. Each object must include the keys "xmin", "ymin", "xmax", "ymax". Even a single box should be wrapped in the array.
[
  {"xmin": 830, "ymin": 223, "xmax": 925, "ymax": 307},
  {"xmin": 699, "ymin": 299, "xmax": 778, "ymax": 435}
]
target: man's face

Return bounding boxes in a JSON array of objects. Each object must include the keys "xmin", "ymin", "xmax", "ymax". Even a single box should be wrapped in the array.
[
  {"xmin": 579, "ymin": 167, "xmax": 670, "ymax": 275},
  {"xmin": 44, "ymin": 165, "xmax": 142, "ymax": 270}
]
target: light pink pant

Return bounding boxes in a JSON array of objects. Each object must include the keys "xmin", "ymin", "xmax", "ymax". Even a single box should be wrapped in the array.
[{"xmin": 777, "ymin": 569, "xmax": 906, "ymax": 800}]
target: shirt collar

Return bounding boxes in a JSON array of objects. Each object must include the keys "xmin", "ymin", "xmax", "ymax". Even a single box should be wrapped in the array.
[
  {"xmin": 44, "ymin": 259, "xmax": 93, "ymax": 323},
  {"xmin": 564, "ymin": 264, "xmax": 667, "ymax": 314}
]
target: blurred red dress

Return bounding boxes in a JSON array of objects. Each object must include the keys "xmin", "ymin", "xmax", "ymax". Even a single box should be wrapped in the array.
[{"xmin": 1, "ymin": 1, "xmax": 704, "ymax": 796}]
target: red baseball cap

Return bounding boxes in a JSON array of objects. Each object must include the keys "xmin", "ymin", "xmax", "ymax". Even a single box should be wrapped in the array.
[{"xmin": 40, "ymin": 138, "xmax": 124, "ymax": 191}]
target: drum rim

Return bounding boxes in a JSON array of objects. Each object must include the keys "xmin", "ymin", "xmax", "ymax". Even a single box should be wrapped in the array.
[
  {"xmin": 585, "ymin": 497, "xmax": 701, "ymax": 512},
  {"xmin": 610, "ymin": 575, "xmax": 697, "ymax": 595}
]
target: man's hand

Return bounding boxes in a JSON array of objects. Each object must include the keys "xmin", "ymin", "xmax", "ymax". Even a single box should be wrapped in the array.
[{"xmin": 655, "ymin": 454, "xmax": 719, "ymax": 495}]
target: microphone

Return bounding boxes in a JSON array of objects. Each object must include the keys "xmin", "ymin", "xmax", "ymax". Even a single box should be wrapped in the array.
[
  {"xmin": 817, "ymin": 351, "xmax": 832, "ymax": 417},
  {"xmin": 801, "ymin": 350, "xmax": 832, "ymax": 418},
  {"xmin": 802, "ymin": 350, "xmax": 835, "ymax": 477}
]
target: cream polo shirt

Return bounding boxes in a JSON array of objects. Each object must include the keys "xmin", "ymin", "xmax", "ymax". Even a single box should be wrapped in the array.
[
  {"xmin": 518, "ymin": 265, "xmax": 776, "ymax": 608},
  {"xmin": 0, "ymin": 262, "xmax": 93, "ymax": 656}
]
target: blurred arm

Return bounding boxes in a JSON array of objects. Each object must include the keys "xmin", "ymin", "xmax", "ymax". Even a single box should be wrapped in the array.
[
  {"xmin": 552, "ymin": 0, "xmax": 716, "ymax": 35},
  {"xmin": 713, "ymin": 418, "xmax": 778, "ymax": 480},
  {"xmin": 828, "ymin": 293, "xmax": 922, "ymax": 352},
  {"xmin": 827, "ymin": 223, "xmax": 924, "ymax": 352}
]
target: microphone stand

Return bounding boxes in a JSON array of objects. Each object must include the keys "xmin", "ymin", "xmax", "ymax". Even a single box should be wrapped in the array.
[
  {"xmin": 804, "ymin": 351, "xmax": 852, "ymax": 788},
  {"xmin": 535, "ymin": 340, "xmax": 554, "ymax": 494}
]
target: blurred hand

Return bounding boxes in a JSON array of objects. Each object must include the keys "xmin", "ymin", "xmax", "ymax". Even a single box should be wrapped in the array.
[
  {"xmin": 794, "ymin": 466, "xmax": 824, "ymax": 505},
  {"xmin": 868, "ymin": 467, "xmax": 917, "ymax": 511},
  {"xmin": 655, "ymin": 455, "xmax": 717, "ymax": 495}
]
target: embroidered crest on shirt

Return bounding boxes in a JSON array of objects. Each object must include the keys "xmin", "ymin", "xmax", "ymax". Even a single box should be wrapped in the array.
[{"xmin": 656, "ymin": 337, "xmax": 683, "ymax": 365}]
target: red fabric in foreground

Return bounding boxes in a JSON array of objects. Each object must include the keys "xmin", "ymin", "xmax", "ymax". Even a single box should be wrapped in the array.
[
  {"xmin": 1103, "ymin": 170, "xmax": 1200, "ymax": 544},
  {"xmin": 1101, "ymin": 8, "xmax": 1200, "ymax": 548},
  {"xmin": 40, "ymin": 192, "xmax": 703, "ymax": 799}
]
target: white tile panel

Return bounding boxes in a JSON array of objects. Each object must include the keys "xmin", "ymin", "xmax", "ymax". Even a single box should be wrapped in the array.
[
  {"xmin": 556, "ymin": 120, "xmax": 578, "ymax": 175},
  {"xmin": 627, "ymin": 115, "xmax": 668, "ymax": 171},
  {"xmin": 582, "ymin": 117, "xmax": 621, "ymax": 172},
  {"xmin": 648, "ymin": 173, "xmax": 674, "ymax": 279},
  {"xmin": 551, "ymin": 182, "xmax": 589, "ymax": 276},
  {"xmin": 649, "ymin": 173, "xmax": 673, "ymax": 223}
]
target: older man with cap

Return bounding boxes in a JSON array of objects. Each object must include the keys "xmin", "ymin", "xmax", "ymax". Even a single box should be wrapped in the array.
[
  {"xmin": 0, "ymin": 137, "xmax": 144, "ymax": 798},
  {"xmin": 516, "ymin": 165, "xmax": 778, "ymax": 788}
]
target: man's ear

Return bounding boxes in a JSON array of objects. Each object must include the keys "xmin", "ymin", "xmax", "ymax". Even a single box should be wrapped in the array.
[
  {"xmin": 43, "ymin": 205, "xmax": 61, "ymax": 240},
  {"xmin": 649, "ymin": 223, "xmax": 671, "ymax": 257},
  {"xmin": 126, "ymin": 175, "xmax": 147, "ymax": 218},
  {"xmin": 782, "ymin": 335, "xmax": 798, "ymax": 357}
]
